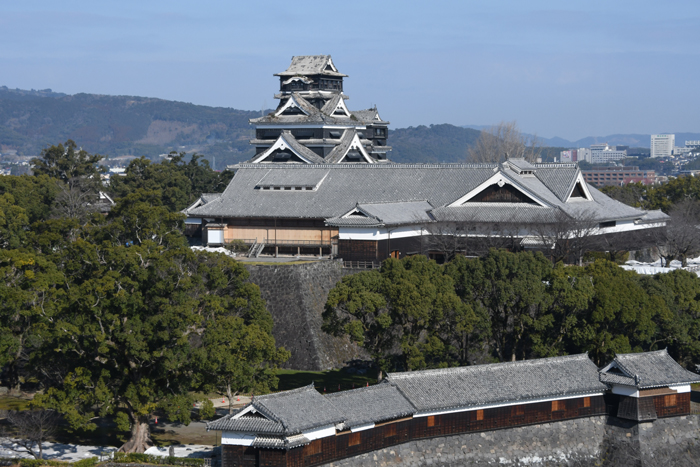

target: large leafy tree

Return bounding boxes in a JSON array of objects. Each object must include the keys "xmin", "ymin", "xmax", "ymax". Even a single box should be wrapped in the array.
[
  {"xmin": 640, "ymin": 269, "xmax": 700, "ymax": 367},
  {"xmin": 33, "ymin": 195, "xmax": 281, "ymax": 453},
  {"xmin": 324, "ymin": 256, "xmax": 477, "ymax": 373},
  {"xmin": 0, "ymin": 250, "xmax": 64, "ymax": 394},
  {"xmin": 447, "ymin": 250, "xmax": 554, "ymax": 362},
  {"xmin": 109, "ymin": 153, "xmax": 233, "ymax": 212},
  {"xmin": 574, "ymin": 260, "xmax": 671, "ymax": 365},
  {"xmin": 31, "ymin": 140, "xmax": 105, "ymax": 183}
]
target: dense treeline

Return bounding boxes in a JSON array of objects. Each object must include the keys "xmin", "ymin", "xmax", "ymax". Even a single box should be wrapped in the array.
[
  {"xmin": 0, "ymin": 141, "xmax": 285, "ymax": 452},
  {"xmin": 324, "ymin": 251, "xmax": 700, "ymax": 373}
]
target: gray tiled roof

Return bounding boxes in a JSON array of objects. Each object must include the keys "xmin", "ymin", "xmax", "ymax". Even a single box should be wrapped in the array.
[
  {"xmin": 325, "ymin": 384, "xmax": 416, "ymax": 429},
  {"xmin": 277, "ymin": 131, "xmax": 326, "ymax": 164},
  {"xmin": 252, "ymin": 384, "xmax": 345, "ymax": 434},
  {"xmin": 206, "ymin": 414, "xmax": 284, "ymax": 434},
  {"xmin": 274, "ymin": 55, "xmax": 348, "ymax": 78},
  {"xmin": 251, "ymin": 93, "xmax": 385, "ymax": 127},
  {"xmin": 324, "ymin": 129, "xmax": 360, "ymax": 164},
  {"xmin": 201, "ymin": 193, "xmax": 222, "ymax": 204},
  {"xmin": 208, "ymin": 384, "xmax": 343, "ymax": 436},
  {"xmin": 600, "ymin": 349, "xmax": 700, "ymax": 389},
  {"xmin": 256, "ymin": 167, "xmax": 329, "ymax": 188},
  {"xmin": 251, "ymin": 434, "xmax": 310, "ymax": 449},
  {"xmin": 429, "ymin": 204, "xmax": 563, "ymax": 224},
  {"xmin": 534, "ymin": 167, "xmax": 579, "ymax": 201},
  {"xmin": 387, "ymin": 354, "xmax": 607, "ymax": 413},
  {"xmin": 188, "ymin": 163, "xmax": 651, "ymax": 227},
  {"xmin": 352, "ymin": 109, "xmax": 389, "ymax": 125}
]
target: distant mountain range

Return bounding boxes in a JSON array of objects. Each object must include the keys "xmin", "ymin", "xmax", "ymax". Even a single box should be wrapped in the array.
[
  {"xmin": 0, "ymin": 86, "xmax": 262, "ymax": 167},
  {"xmin": 463, "ymin": 125, "xmax": 700, "ymax": 149},
  {"xmin": 1, "ymin": 86, "xmax": 696, "ymax": 167}
]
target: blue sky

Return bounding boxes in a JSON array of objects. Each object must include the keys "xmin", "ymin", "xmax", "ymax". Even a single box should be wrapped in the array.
[{"xmin": 1, "ymin": 0, "xmax": 698, "ymax": 140}]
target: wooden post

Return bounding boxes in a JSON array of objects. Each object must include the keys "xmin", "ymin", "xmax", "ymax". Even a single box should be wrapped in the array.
[
  {"xmin": 319, "ymin": 247, "xmax": 323, "ymax": 258},
  {"xmin": 297, "ymin": 247, "xmax": 300, "ymax": 256},
  {"xmin": 275, "ymin": 246, "xmax": 278, "ymax": 258}
]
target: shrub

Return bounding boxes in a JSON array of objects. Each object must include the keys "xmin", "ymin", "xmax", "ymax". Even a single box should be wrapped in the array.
[{"xmin": 198, "ymin": 399, "xmax": 215, "ymax": 420}]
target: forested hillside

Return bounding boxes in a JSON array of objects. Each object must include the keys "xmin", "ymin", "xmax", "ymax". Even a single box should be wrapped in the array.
[
  {"xmin": 0, "ymin": 86, "xmax": 260, "ymax": 166},
  {"xmin": 1, "ymin": 88, "xmax": 575, "ymax": 166}
]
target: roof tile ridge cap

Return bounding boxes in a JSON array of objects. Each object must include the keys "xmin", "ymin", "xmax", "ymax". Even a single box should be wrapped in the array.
[
  {"xmin": 325, "ymin": 382, "xmax": 393, "ymax": 398},
  {"xmin": 391, "ymin": 353, "xmax": 591, "ymax": 378},
  {"xmin": 359, "ymin": 199, "xmax": 431, "ymax": 206}
]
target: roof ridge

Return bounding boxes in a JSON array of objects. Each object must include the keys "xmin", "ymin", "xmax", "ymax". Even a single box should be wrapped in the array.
[
  {"xmin": 255, "ymin": 383, "xmax": 316, "ymax": 401},
  {"xmin": 388, "ymin": 354, "xmax": 590, "ymax": 379}
]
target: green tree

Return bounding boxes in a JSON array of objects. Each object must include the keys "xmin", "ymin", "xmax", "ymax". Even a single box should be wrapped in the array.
[
  {"xmin": 324, "ymin": 256, "xmax": 476, "ymax": 373},
  {"xmin": 31, "ymin": 140, "xmax": 105, "ymax": 183},
  {"xmin": 200, "ymin": 314, "xmax": 290, "ymax": 413},
  {"xmin": 109, "ymin": 153, "xmax": 233, "ymax": 212},
  {"xmin": 640, "ymin": 269, "xmax": 700, "ymax": 368},
  {"xmin": 33, "ymin": 201, "xmax": 276, "ymax": 453},
  {"xmin": 574, "ymin": 260, "xmax": 671, "ymax": 365},
  {"xmin": 0, "ymin": 193, "xmax": 29, "ymax": 249},
  {"xmin": 0, "ymin": 250, "xmax": 64, "ymax": 393},
  {"xmin": 644, "ymin": 175, "xmax": 700, "ymax": 212},
  {"xmin": 0, "ymin": 174, "xmax": 59, "ymax": 224},
  {"xmin": 447, "ymin": 250, "xmax": 554, "ymax": 362}
]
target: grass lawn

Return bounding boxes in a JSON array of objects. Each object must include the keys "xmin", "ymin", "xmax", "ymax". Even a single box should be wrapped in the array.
[{"xmin": 276, "ymin": 368, "xmax": 376, "ymax": 393}]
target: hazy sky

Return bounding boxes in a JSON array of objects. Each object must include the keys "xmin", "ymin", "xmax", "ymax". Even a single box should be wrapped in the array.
[{"xmin": 1, "ymin": 0, "xmax": 698, "ymax": 140}]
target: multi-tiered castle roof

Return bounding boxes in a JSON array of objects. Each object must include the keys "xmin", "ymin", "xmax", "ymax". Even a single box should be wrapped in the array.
[{"xmin": 247, "ymin": 55, "xmax": 391, "ymax": 164}]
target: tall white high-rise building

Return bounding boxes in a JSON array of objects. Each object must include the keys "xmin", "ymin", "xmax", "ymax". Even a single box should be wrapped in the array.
[{"xmin": 651, "ymin": 134, "xmax": 675, "ymax": 158}]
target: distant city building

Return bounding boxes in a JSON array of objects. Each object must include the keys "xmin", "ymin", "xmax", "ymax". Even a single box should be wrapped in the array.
[
  {"xmin": 590, "ymin": 144, "xmax": 627, "ymax": 163},
  {"xmin": 582, "ymin": 166, "xmax": 657, "ymax": 186},
  {"xmin": 560, "ymin": 144, "xmax": 626, "ymax": 164},
  {"xmin": 673, "ymin": 147, "xmax": 692, "ymax": 156},
  {"xmin": 685, "ymin": 141, "xmax": 700, "ymax": 150},
  {"xmin": 651, "ymin": 134, "xmax": 675, "ymax": 158}
]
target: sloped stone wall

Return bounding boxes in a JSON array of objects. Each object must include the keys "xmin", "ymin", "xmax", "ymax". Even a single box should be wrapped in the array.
[
  {"xmin": 323, "ymin": 415, "xmax": 700, "ymax": 467},
  {"xmin": 244, "ymin": 261, "xmax": 369, "ymax": 370}
]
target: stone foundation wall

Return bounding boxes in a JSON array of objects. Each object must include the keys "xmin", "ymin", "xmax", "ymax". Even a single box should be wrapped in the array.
[
  {"xmin": 245, "ymin": 261, "xmax": 370, "ymax": 370},
  {"xmin": 323, "ymin": 415, "xmax": 700, "ymax": 467}
]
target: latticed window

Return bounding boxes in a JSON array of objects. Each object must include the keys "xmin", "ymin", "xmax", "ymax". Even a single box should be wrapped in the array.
[
  {"xmin": 583, "ymin": 397, "xmax": 591, "ymax": 408},
  {"xmin": 664, "ymin": 394, "xmax": 677, "ymax": 407},
  {"xmin": 476, "ymin": 410, "xmax": 484, "ymax": 421}
]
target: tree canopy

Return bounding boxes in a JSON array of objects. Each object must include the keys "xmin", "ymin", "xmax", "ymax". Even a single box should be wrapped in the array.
[
  {"xmin": 0, "ymin": 142, "xmax": 284, "ymax": 453},
  {"xmin": 326, "ymin": 250, "xmax": 699, "ymax": 372}
]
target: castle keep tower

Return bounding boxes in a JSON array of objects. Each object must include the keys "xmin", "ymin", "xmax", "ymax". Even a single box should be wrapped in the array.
[{"xmin": 248, "ymin": 55, "xmax": 391, "ymax": 164}]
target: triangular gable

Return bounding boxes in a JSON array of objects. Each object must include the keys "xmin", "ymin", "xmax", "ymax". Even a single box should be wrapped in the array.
[
  {"xmin": 566, "ymin": 172, "xmax": 593, "ymax": 202},
  {"xmin": 275, "ymin": 94, "xmax": 311, "ymax": 117},
  {"xmin": 341, "ymin": 206, "xmax": 371, "ymax": 219},
  {"xmin": 250, "ymin": 134, "xmax": 318, "ymax": 164},
  {"xmin": 337, "ymin": 132, "xmax": 374, "ymax": 163},
  {"xmin": 448, "ymin": 172, "xmax": 551, "ymax": 207},
  {"xmin": 325, "ymin": 57, "xmax": 339, "ymax": 73},
  {"xmin": 331, "ymin": 98, "xmax": 351, "ymax": 117}
]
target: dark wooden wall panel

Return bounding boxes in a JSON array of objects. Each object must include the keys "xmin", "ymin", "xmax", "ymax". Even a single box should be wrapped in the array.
[
  {"xmin": 653, "ymin": 392, "xmax": 691, "ymax": 418},
  {"xmin": 338, "ymin": 239, "xmax": 378, "ymax": 262}
]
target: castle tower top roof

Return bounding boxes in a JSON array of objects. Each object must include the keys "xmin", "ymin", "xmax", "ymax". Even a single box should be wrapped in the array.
[{"xmin": 274, "ymin": 55, "xmax": 348, "ymax": 78}]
